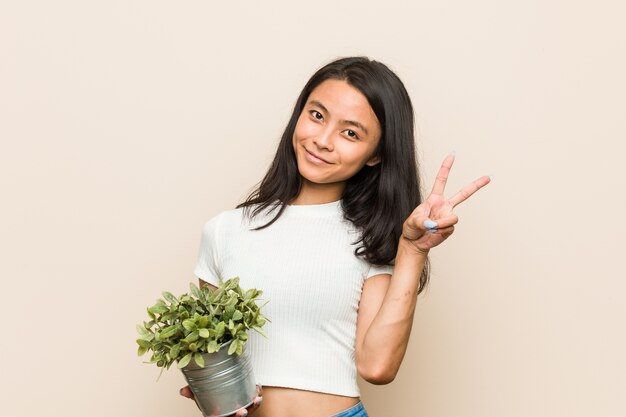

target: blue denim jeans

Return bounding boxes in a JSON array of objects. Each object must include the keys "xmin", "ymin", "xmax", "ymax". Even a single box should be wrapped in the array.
[{"xmin": 329, "ymin": 401, "xmax": 368, "ymax": 417}]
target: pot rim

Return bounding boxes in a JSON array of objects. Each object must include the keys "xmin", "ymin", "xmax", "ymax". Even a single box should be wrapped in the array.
[{"xmin": 177, "ymin": 338, "xmax": 242, "ymax": 368}]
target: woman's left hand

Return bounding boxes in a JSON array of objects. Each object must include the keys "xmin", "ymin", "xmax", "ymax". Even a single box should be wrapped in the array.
[{"xmin": 402, "ymin": 153, "xmax": 491, "ymax": 254}]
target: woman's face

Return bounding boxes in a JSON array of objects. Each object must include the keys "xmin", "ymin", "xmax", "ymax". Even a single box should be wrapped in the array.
[{"xmin": 292, "ymin": 79, "xmax": 382, "ymax": 194}]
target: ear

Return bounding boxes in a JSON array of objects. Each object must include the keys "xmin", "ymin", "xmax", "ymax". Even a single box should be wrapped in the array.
[{"xmin": 365, "ymin": 155, "xmax": 381, "ymax": 166}]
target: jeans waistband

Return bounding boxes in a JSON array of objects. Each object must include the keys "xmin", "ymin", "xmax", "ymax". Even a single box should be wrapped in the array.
[{"xmin": 328, "ymin": 401, "xmax": 367, "ymax": 417}]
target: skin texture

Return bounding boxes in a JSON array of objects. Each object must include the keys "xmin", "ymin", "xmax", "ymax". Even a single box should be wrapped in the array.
[{"xmin": 182, "ymin": 79, "xmax": 491, "ymax": 416}]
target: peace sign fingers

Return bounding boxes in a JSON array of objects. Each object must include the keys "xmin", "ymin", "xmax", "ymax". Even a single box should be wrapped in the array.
[
  {"xmin": 448, "ymin": 175, "xmax": 491, "ymax": 208},
  {"xmin": 430, "ymin": 153, "xmax": 456, "ymax": 196}
]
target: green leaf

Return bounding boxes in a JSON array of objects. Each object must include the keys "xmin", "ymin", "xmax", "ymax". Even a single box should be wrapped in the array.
[
  {"xmin": 189, "ymin": 342, "xmax": 197, "ymax": 352},
  {"xmin": 224, "ymin": 305, "xmax": 235, "ymax": 321},
  {"xmin": 194, "ymin": 353, "xmax": 205, "ymax": 368},
  {"xmin": 198, "ymin": 288, "xmax": 208, "ymax": 304},
  {"xmin": 232, "ymin": 310, "xmax": 243, "ymax": 321},
  {"xmin": 161, "ymin": 326, "xmax": 178, "ymax": 339},
  {"xmin": 196, "ymin": 339, "xmax": 206, "ymax": 351},
  {"xmin": 160, "ymin": 312, "xmax": 175, "ymax": 322},
  {"xmin": 136, "ymin": 338, "xmax": 151, "ymax": 348},
  {"xmin": 182, "ymin": 319, "xmax": 196, "ymax": 331},
  {"xmin": 139, "ymin": 332, "xmax": 155, "ymax": 342},
  {"xmin": 244, "ymin": 288, "xmax": 255, "ymax": 301},
  {"xmin": 204, "ymin": 286, "xmax": 215, "ymax": 301},
  {"xmin": 148, "ymin": 304, "xmax": 168, "ymax": 315},
  {"xmin": 177, "ymin": 353, "xmax": 192, "ymax": 369},
  {"xmin": 190, "ymin": 282, "xmax": 201, "ymax": 299},
  {"xmin": 198, "ymin": 316, "xmax": 209, "ymax": 328},
  {"xmin": 184, "ymin": 331, "xmax": 199, "ymax": 343},
  {"xmin": 215, "ymin": 322, "xmax": 225, "ymax": 339},
  {"xmin": 234, "ymin": 285, "xmax": 244, "ymax": 297},
  {"xmin": 213, "ymin": 287, "xmax": 225, "ymax": 301},
  {"xmin": 136, "ymin": 324, "xmax": 149, "ymax": 335},
  {"xmin": 137, "ymin": 346, "xmax": 147, "ymax": 356},
  {"xmin": 162, "ymin": 291, "xmax": 179, "ymax": 305},
  {"xmin": 207, "ymin": 340, "xmax": 218, "ymax": 353},
  {"xmin": 198, "ymin": 328, "xmax": 210, "ymax": 338},
  {"xmin": 170, "ymin": 344, "xmax": 180, "ymax": 359},
  {"xmin": 228, "ymin": 339, "xmax": 238, "ymax": 355}
]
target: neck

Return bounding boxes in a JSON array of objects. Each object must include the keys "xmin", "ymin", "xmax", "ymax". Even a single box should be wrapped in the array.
[{"xmin": 289, "ymin": 179, "xmax": 345, "ymax": 205}]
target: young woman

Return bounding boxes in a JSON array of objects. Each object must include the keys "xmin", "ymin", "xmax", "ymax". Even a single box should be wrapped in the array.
[{"xmin": 180, "ymin": 56, "xmax": 491, "ymax": 417}]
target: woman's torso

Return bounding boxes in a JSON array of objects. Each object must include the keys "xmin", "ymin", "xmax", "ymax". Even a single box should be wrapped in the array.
[
  {"xmin": 194, "ymin": 202, "xmax": 389, "ymax": 413},
  {"xmin": 255, "ymin": 387, "xmax": 360, "ymax": 417}
]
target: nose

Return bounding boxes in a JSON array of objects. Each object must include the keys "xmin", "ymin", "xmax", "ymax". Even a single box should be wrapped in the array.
[{"xmin": 313, "ymin": 127, "xmax": 334, "ymax": 151}]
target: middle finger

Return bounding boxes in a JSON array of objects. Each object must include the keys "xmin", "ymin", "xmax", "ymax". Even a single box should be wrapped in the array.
[{"xmin": 431, "ymin": 153, "xmax": 455, "ymax": 196}]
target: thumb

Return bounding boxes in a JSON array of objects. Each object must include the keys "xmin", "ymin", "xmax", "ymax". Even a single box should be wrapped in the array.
[{"xmin": 179, "ymin": 386, "xmax": 194, "ymax": 399}]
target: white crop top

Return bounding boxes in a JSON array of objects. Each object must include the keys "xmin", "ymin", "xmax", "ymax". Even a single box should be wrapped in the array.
[{"xmin": 193, "ymin": 199, "xmax": 394, "ymax": 397}]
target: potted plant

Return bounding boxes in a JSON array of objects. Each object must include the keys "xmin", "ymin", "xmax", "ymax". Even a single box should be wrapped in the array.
[{"xmin": 136, "ymin": 277, "xmax": 268, "ymax": 416}]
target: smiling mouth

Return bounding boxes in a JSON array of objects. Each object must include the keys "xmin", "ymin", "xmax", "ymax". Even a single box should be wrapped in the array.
[{"xmin": 305, "ymin": 148, "xmax": 331, "ymax": 164}]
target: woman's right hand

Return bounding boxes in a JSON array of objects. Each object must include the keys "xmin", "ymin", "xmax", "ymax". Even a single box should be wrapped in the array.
[{"xmin": 179, "ymin": 384, "xmax": 263, "ymax": 417}]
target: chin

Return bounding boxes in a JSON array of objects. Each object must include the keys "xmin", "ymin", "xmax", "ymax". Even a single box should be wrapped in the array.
[{"xmin": 298, "ymin": 169, "xmax": 328, "ymax": 184}]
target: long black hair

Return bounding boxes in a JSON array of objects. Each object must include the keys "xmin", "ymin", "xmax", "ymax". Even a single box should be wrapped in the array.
[{"xmin": 237, "ymin": 56, "xmax": 430, "ymax": 294}]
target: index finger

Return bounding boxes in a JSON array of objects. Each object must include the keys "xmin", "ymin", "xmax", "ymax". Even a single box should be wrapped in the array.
[
  {"xmin": 431, "ymin": 153, "xmax": 456, "ymax": 196},
  {"xmin": 448, "ymin": 175, "xmax": 491, "ymax": 207}
]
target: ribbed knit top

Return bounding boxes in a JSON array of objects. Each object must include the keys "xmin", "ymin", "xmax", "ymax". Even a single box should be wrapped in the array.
[{"xmin": 193, "ymin": 200, "xmax": 394, "ymax": 397}]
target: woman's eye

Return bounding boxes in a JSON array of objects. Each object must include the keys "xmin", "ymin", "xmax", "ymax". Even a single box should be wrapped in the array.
[
  {"xmin": 344, "ymin": 129, "xmax": 358, "ymax": 139},
  {"xmin": 310, "ymin": 110, "xmax": 323, "ymax": 120}
]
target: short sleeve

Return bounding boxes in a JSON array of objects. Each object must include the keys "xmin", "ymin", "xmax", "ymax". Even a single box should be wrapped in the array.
[
  {"xmin": 366, "ymin": 263, "xmax": 394, "ymax": 279},
  {"xmin": 192, "ymin": 213, "xmax": 223, "ymax": 286}
]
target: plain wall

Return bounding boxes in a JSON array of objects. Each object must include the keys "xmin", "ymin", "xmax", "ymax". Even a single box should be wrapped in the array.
[{"xmin": 1, "ymin": 1, "xmax": 625, "ymax": 416}]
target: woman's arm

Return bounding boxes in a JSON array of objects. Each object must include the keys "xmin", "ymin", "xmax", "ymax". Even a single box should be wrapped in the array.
[
  {"xmin": 355, "ymin": 239, "xmax": 428, "ymax": 384},
  {"xmin": 355, "ymin": 154, "xmax": 490, "ymax": 384}
]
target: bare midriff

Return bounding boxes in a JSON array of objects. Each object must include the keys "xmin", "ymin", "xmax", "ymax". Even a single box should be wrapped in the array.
[{"xmin": 254, "ymin": 386, "xmax": 360, "ymax": 417}]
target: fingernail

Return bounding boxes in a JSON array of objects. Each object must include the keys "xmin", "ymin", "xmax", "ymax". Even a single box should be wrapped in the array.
[
  {"xmin": 427, "ymin": 228, "xmax": 438, "ymax": 234},
  {"xmin": 450, "ymin": 150, "xmax": 456, "ymax": 156},
  {"xmin": 424, "ymin": 219, "xmax": 438, "ymax": 229},
  {"xmin": 489, "ymin": 174, "xmax": 495, "ymax": 181},
  {"xmin": 179, "ymin": 388, "xmax": 183, "ymax": 396},
  {"xmin": 254, "ymin": 397, "xmax": 263, "ymax": 406},
  {"xmin": 241, "ymin": 411, "xmax": 248, "ymax": 417}
]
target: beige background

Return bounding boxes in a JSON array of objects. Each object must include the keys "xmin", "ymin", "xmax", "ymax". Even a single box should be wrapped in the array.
[{"xmin": 1, "ymin": 1, "xmax": 625, "ymax": 416}]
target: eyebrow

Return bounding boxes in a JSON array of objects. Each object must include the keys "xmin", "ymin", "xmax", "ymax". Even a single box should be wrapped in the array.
[{"xmin": 308, "ymin": 100, "xmax": 370, "ymax": 136}]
